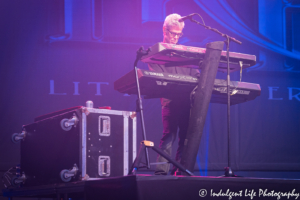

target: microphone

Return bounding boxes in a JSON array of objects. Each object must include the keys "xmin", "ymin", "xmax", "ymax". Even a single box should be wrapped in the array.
[{"xmin": 178, "ymin": 13, "xmax": 197, "ymax": 22}]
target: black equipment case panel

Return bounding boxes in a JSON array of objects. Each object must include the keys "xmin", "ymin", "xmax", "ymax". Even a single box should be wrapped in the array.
[{"xmin": 20, "ymin": 107, "xmax": 136, "ymax": 186}]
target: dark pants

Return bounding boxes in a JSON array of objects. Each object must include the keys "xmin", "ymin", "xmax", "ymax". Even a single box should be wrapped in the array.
[{"xmin": 155, "ymin": 97, "xmax": 191, "ymax": 175}]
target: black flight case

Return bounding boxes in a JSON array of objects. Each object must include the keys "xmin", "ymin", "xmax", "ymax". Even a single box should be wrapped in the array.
[{"xmin": 19, "ymin": 106, "xmax": 137, "ymax": 186}]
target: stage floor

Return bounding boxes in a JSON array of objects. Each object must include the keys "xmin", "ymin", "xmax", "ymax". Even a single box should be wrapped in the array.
[{"xmin": 2, "ymin": 174, "xmax": 300, "ymax": 200}]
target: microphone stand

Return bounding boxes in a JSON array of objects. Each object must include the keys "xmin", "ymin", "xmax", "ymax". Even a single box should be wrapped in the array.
[
  {"xmin": 189, "ymin": 18, "xmax": 242, "ymax": 177},
  {"xmin": 132, "ymin": 47, "xmax": 151, "ymax": 171}
]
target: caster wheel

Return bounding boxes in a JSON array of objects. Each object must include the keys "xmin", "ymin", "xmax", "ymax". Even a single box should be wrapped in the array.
[
  {"xmin": 60, "ymin": 119, "xmax": 72, "ymax": 131},
  {"xmin": 11, "ymin": 133, "xmax": 20, "ymax": 144},
  {"xmin": 60, "ymin": 169, "xmax": 72, "ymax": 182},
  {"xmin": 11, "ymin": 176, "xmax": 21, "ymax": 187}
]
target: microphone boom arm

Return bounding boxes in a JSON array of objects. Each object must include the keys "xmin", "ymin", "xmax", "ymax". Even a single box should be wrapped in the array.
[{"xmin": 189, "ymin": 19, "xmax": 242, "ymax": 45}]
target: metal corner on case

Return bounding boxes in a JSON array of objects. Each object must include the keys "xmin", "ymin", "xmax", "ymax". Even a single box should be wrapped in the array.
[
  {"xmin": 130, "ymin": 112, "xmax": 136, "ymax": 119},
  {"xmin": 82, "ymin": 107, "xmax": 90, "ymax": 116}
]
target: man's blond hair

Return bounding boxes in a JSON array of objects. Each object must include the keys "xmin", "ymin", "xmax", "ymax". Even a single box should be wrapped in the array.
[{"xmin": 163, "ymin": 13, "xmax": 185, "ymax": 29}]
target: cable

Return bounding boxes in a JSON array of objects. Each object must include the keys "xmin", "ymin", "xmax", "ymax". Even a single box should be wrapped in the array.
[
  {"xmin": 195, "ymin": 13, "xmax": 205, "ymax": 25},
  {"xmin": 190, "ymin": 85, "xmax": 198, "ymax": 108},
  {"xmin": 1, "ymin": 167, "xmax": 17, "ymax": 188},
  {"xmin": 231, "ymin": 61, "xmax": 243, "ymax": 95}
]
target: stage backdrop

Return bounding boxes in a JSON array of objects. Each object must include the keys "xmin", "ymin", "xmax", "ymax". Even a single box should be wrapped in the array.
[{"xmin": 0, "ymin": 0, "xmax": 299, "ymax": 176}]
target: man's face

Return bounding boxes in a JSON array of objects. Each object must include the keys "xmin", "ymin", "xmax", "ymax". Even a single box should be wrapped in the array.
[{"xmin": 163, "ymin": 26, "xmax": 183, "ymax": 44}]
